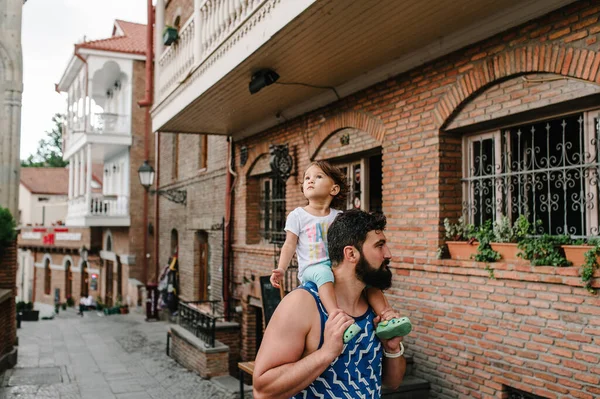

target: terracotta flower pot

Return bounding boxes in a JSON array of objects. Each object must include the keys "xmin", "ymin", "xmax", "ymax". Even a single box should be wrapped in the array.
[
  {"xmin": 562, "ymin": 245, "xmax": 598, "ymax": 267},
  {"xmin": 490, "ymin": 242, "xmax": 522, "ymax": 262},
  {"xmin": 446, "ymin": 241, "xmax": 478, "ymax": 260}
]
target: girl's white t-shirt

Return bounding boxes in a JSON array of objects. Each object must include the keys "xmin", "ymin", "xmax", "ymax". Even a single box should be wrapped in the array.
[{"xmin": 284, "ymin": 207, "xmax": 342, "ymax": 280}]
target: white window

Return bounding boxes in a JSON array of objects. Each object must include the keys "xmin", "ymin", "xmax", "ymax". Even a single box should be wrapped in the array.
[
  {"xmin": 462, "ymin": 110, "xmax": 600, "ymax": 237},
  {"xmin": 336, "ymin": 154, "xmax": 382, "ymax": 213}
]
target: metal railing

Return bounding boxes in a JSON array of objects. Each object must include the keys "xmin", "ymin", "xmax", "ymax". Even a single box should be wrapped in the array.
[{"xmin": 177, "ymin": 300, "xmax": 223, "ymax": 347}]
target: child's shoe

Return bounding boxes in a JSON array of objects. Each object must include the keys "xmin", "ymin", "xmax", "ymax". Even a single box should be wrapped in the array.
[
  {"xmin": 375, "ymin": 317, "xmax": 412, "ymax": 340},
  {"xmin": 343, "ymin": 323, "xmax": 361, "ymax": 343}
]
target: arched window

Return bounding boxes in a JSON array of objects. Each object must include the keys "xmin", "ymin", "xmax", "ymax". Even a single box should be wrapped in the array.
[
  {"xmin": 65, "ymin": 259, "xmax": 72, "ymax": 300},
  {"xmin": 170, "ymin": 229, "xmax": 179, "ymax": 257},
  {"xmin": 44, "ymin": 258, "xmax": 51, "ymax": 295},
  {"xmin": 105, "ymin": 230, "xmax": 113, "ymax": 252}
]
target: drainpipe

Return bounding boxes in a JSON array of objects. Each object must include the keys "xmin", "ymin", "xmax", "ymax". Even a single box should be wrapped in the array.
[
  {"xmin": 138, "ymin": 0, "xmax": 154, "ymax": 285},
  {"xmin": 154, "ymin": 131, "xmax": 160, "ymax": 283},
  {"xmin": 74, "ymin": 52, "xmax": 89, "ymax": 132},
  {"xmin": 223, "ymin": 137, "xmax": 234, "ymax": 320}
]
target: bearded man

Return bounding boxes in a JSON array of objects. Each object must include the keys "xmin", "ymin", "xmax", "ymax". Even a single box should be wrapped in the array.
[{"xmin": 253, "ymin": 209, "xmax": 406, "ymax": 399}]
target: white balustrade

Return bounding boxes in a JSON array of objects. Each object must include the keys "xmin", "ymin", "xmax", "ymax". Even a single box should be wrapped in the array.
[
  {"xmin": 157, "ymin": 0, "xmax": 268, "ymax": 102},
  {"xmin": 90, "ymin": 112, "xmax": 130, "ymax": 135},
  {"xmin": 68, "ymin": 194, "xmax": 129, "ymax": 219}
]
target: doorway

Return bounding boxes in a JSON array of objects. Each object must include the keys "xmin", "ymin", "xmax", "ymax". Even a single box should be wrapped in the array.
[
  {"xmin": 65, "ymin": 260, "xmax": 72, "ymax": 301},
  {"xmin": 194, "ymin": 231, "xmax": 209, "ymax": 300},
  {"xmin": 81, "ymin": 262, "xmax": 89, "ymax": 297},
  {"xmin": 105, "ymin": 260, "xmax": 114, "ymax": 307}
]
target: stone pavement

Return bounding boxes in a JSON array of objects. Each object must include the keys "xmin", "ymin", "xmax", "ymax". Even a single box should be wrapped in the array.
[{"xmin": 0, "ymin": 308, "xmax": 250, "ymax": 399}]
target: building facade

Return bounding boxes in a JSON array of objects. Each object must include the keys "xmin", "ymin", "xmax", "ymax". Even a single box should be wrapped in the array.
[
  {"xmin": 152, "ymin": 0, "xmax": 600, "ymax": 397},
  {"xmin": 18, "ymin": 20, "xmax": 155, "ymax": 309}
]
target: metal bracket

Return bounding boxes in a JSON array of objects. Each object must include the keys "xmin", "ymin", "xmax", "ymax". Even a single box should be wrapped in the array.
[{"xmin": 151, "ymin": 188, "xmax": 187, "ymax": 205}]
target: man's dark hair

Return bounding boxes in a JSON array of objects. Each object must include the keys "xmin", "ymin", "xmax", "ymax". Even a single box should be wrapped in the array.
[{"xmin": 327, "ymin": 209, "xmax": 387, "ymax": 265}]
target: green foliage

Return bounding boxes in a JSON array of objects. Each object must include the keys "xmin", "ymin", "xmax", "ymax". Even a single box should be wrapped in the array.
[
  {"xmin": 26, "ymin": 302, "xmax": 33, "ymax": 311},
  {"xmin": 485, "ymin": 264, "xmax": 496, "ymax": 279},
  {"xmin": 21, "ymin": 113, "xmax": 68, "ymax": 168},
  {"xmin": 493, "ymin": 214, "xmax": 535, "ymax": 243},
  {"xmin": 517, "ymin": 234, "xmax": 571, "ymax": 266},
  {"xmin": 0, "ymin": 207, "xmax": 16, "ymax": 249},
  {"xmin": 443, "ymin": 216, "xmax": 475, "ymax": 241},
  {"xmin": 473, "ymin": 220, "xmax": 501, "ymax": 262},
  {"xmin": 436, "ymin": 245, "xmax": 449, "ymax": 260},
  {"xmin": 16, "ymin": 301, "xmax": 26, "ymax": 312},
  {"xmin": 581, "ymin": 243, "xmax": 600, "ymax": 294},
  {"xmin": 66, "ymin": 296, "xmax": 75, "ymax": 307},
  {"xmin": 61, "ymin": 303, "xmax": 67, "ymax": 310}
]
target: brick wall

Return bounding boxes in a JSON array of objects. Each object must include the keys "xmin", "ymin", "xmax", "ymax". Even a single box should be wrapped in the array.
[
  {"xmin": 158, "ymin": 133, "xmax": 228, "ymax": 313},
  {"xmin": 0, "ymin": 240, "xmax": 17, "ymax": 368},
  {"xmin": 169, "ymin": 325, "xmax": 229, "ymax": 379},
  {"xmin": 230, "ymin": 2, "xmax": 600, "ymax": 397},
  {"xmin": 215, "ymin": 322, "xmax": 242, "ymax": 376},
  {"xmin": 129, "ymin": 60, "xmax": 155, "ymax": 283}
]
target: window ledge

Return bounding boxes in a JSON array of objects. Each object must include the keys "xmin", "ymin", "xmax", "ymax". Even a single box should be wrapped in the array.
[{"xmin": 395, "ymin": 258, "xmax": 600, "ymax": 290}]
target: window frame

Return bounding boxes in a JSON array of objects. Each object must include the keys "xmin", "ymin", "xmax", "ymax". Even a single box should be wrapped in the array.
[{"xmin": 461, "ymin": 109, "xmax": 600, "ymax": 237}]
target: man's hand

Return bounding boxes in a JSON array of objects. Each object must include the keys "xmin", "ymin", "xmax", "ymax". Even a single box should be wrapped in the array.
[
  {"xmin": 373, "ymin": 315, "xmax": 403, "ymax": 353},
  {"xmin": 321, "ymin": 309, "xmax": 355, "ymax": 361},
  {"xmin": 270, "ymin": 268, "xmax": 285, "ymax": 288}
]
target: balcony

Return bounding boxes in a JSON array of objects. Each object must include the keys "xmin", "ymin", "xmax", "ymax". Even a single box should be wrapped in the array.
[
  {"xmin": 151, "ymin": 0, "xmax": 574, "ymax": 140},
  {"xmin": 66, "ymin": 194, "xmax": 130, "ymax": 227},
  {"xmin": 63, "ymin": 112, "xmax": 132, "ymax": 162}
]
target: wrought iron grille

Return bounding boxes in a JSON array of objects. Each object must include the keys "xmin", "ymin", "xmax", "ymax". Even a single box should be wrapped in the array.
[
  {"xmin": 259, "ymin": 175, "xmax": 286, "ymax": 244},
  {"xmin": 463, "ymin": 113, "xmax": 600, "ymax": 238},
  {"xmin": 177, "ymin": 300, "xmax": 222, "ymax": 347},
  {"xmin": 506, "ymin": 386, "xmax": 547, "ymax": 399}
]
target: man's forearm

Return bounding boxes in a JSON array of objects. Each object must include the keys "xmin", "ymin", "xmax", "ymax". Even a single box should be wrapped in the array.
[
  {"xmin": 382, "ymin": 355, "xmax": 406, "ymax": 390},
  {"xmin": 253, "ymin": 349, "xmax": 334, "ymax": 399}
]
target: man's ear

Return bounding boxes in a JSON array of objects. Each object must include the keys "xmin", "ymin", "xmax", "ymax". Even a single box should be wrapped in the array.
[
  {"xmin": 343, "ymin": 246, "xmax": 358, "ymax": 263},
  {"xmin": 330, "ymin": 184, "xmax": 340, "ymax": 196}
]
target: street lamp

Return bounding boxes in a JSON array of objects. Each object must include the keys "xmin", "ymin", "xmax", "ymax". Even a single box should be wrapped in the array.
[
  {"xmin": 137, "ymin": 160, "xmax": 187, "ymax": 205},
  {"xmin": 138, "ymin": 160, "xmax": 155, "ymax": 190},
  {"xmin": 79, "ymin": 245, "xmax": 88, "ymax": 262}
]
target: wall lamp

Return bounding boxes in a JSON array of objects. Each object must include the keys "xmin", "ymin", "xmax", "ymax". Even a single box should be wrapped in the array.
[
  {"xmin": 138, "ymin": 160, "xmax": 187, "ymax": 205},
  {"xmin": 249, "ymin": 68, "xmax": 280, "ymax": 94}
]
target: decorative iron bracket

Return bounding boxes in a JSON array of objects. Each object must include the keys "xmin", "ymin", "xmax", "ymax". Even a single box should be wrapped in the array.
[
  {"xmin": 151, "ymin": 188, "xmax": 187, "ymax": 205},
  {"xmin": 269, "ymin": 144, "xmax": 293, "ymax": 181}
]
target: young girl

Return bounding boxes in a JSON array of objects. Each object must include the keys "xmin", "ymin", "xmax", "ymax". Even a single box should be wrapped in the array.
[{"xmin": 270, "ymin": 161, "xmax": 411, "ymax": 342}]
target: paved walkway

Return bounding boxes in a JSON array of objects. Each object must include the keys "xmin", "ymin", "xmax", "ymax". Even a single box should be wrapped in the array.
[{"xmin": 0, "ymin": 307, "xmax": 249, "ymax": 399}]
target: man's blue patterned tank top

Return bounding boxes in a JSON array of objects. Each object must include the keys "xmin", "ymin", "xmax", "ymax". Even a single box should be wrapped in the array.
[{"xmin": 292, "ymin": 282, "xmax": 383, "ymax": 399}]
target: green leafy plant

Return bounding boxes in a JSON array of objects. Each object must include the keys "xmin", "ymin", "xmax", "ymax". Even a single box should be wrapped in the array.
[
  {"xmin": 493, "ymin": 214, "xmax": 533, "ymax": 243},
  {"xmin": 473, "ymin": 220, "xmax": 500, "ymax": 262},
  {"xmin": 436, "ymin": 245, "xmax": 449, "ymax": 259},
  {"xmin": 444, "ymin": 216, "xmax": 475, "ymax": 241},
  {"xmin": 518, "ymin": 234, "xmax": 571, "ymax": 266},
  {"xmin": 16, "ymin": 301, "xmax": 26, "ymax": 312},
  {"xmin": 66, "ymin": 296, "xmax": 75, "ymax": 307},
  {"xmin": 485, "ymin": 264, "xmax": 496, "ymax": 279},
  {"xmin": 61, "ymin": 303, "xmax": 67, "ymax": 310},
  {"xmin": 581, "ymin": 242, "xmax": 600, "ymax": 294},
  {"xmin": 0, "ymin": 206, "xmax": 16, "ymax": 251},
  {"xmin": 26, "ymin": 302, "xmax": 33, "ymax": 311}
]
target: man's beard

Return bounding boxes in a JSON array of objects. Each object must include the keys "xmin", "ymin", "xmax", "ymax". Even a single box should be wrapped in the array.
[{"xmin": 355, "ymin": 252, "xmax": 392, "ymax": 290}]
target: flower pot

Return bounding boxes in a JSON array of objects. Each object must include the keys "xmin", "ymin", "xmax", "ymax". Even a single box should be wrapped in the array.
[
  {"xmin": 446, "ymin": 241, "xmax": 479, "ymax": 260},
  {"xmin": 163, "ymin": 27, "xmax": 178, "ymax": 46},
  {"xmin": 21, "ymin": 310, "xmax": 39, "ymax": 321},
  {"xmin": 490, "ymin": 242, "xmax": 522, "ymax": 262},
  {"xmin": 562, "ymin": 245, "xmax": 598, "ymax": 267}
]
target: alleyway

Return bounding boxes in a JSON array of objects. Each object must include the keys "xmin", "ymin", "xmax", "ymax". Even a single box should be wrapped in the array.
[{"xmin": 0, "ymin": 309, "xmax": 247, "ymax": 399}]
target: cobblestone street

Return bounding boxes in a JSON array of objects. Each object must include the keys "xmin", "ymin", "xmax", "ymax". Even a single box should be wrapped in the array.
[{"xmin": 0, "ymin": 309, "xmax": 247, "ymax": 399}]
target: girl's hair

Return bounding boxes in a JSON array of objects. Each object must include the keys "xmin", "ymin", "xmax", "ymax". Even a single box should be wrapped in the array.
[{"xmin": 301, "ymin": 161, "xmax": 348, "ymax": 210}]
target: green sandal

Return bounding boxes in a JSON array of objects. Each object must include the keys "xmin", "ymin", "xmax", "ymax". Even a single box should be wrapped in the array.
[
  {"xmin": 343, "ymin": 323, "xmax": 361, "ymax": 343},
  {"xmin": 375, "ymin": 317, "xmax": 412, "ymax": 340}
]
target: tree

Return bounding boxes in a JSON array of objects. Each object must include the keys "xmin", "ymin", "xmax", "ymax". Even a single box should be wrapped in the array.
[{"xmin": 21, "ymin": 113, "xmax": 68, "ymax": 167}]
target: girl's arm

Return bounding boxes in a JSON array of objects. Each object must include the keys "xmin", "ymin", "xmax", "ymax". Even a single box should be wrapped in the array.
[
  {"xmin": 277, "ymin": 231, "xmax": 298, "ymax": 271},
  {"xmin": 365, "ymin": 287, "xmax": 392, "ymax": 317},
  {"xmin": 270, "ymin": 231, "xmax": 298, "ymax": 288}
]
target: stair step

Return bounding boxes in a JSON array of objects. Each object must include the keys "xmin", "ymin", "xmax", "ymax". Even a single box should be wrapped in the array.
[{"xmin": 382, "ymin": 375, "xmax": 430, "ymax": 399}]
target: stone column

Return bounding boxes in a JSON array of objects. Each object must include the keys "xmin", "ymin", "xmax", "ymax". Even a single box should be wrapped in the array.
[
  {"xmin": 68, "ymin": 160, "xmax": 73, "ymax": 199},
  {"xmin": 73, "ymin": 152, "xmax": 80, "ymax": 198},
  {"xmin": 79, "ymin": 150, "xmax": 85, "ymax": 197},
  {"xmin": 155, "ymin": 0, "xmax": 165, "ymax": 102},
  {"xmin": 85, "ymin": 144, "xmax": 92, "ymax": 207}
]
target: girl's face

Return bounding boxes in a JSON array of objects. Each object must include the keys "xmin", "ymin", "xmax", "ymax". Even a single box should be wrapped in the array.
[{"xmin": 303, "ymin": 165, "xmax": 339, "ymax": 201}]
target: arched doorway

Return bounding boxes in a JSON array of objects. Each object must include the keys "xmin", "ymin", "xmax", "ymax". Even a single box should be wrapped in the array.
[
  {"xmin": 170, "ymin": 229, "xmax": 179, "ymax": 257},
  {"xmin": 116, "ymin": 257, "xmax": 122, "ymax": 302},
  {"xmin": 105, "ymin": 260, "xmax": 114, "ymax": 307},
  {"xmin": 80, "ymin": 261, "xmax": 89, "ymax": 298},
  {"xmin": 194, "ymin": 231, "xmax": 209, "ymax": 300},
  {"xmin": 44, "ymin": 258, "xmax": 51, "ymax": 295},
  {"xmin": 65, "ymin": 260, "xmax": 72, "ymax": 301}
]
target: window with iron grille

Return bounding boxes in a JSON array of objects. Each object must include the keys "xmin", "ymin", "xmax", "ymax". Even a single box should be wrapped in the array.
[
  {"xmin": 259, "ymin": 176, "xmax": 286, "ymax": 244},
  {"xmin": 44, "ymin": 260, "xmax": 51, "ymax": 295},
  {"xmin": 462, "ymin": 110, "xmax": 600, "ymax": 237}
]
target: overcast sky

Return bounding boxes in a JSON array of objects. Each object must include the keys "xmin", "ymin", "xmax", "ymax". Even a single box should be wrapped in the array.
[{"xmin": 20, "ymin": 0, "xmax": 148, "ymax": 159}]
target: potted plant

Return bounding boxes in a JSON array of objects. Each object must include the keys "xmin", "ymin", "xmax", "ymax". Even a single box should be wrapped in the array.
[
  {"xmin": 562, "ymin": 238, "xmax": 600, "ymax": 267},
  {"xmin": 443, "ymin": 216, "xmax": 477, "ymax": 260},
  {"xmin": 163, "ymin": 25, "xmax": 178, "ymax": 46},
  {"xmin": 490, "ymin": 215, "xmax": 530, "ymax": 261},
  {"xmin": 120, "ymin": 304, "xmax": 129, "ymax": 314},
  {"xmin": 473, "ymin": 221, "xmax": 500, "ymax": 263},
  {"xmin": 580, "ymin": 242, "xmax": 600, "ymax": 294},
  {"xmin": 517, "ymin": 234, "xmax": 571, "ymax": 266},
  {"xmin": 21, "ymin": 302, "xmax": 39, "ymax": 321},
  {"xmin": 55, "ymin": 303, "xmax": 60, "ymax": 314},
  {"xmin": 61, "ymin": 302, "xmax": 67, "ymax": 311},
  {"xmin": 66, "ymin": 295, "xmax": 75, "ymax": 307}
]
